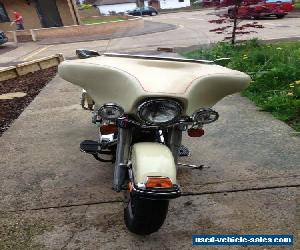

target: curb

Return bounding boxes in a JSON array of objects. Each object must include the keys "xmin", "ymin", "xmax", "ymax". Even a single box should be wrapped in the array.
[
  {"xmin": 3, "ymin": 16, "xmax": 143, "ymax": 44},
  {"xmin": 159, "ymin": 8, "xmax": 205, "ymax": 14},
  {"xmin": 37, "ymin": 21, "xmax": 176, "ymax": 45},
  {"xmin": 169, "ymin": 36, "xmax": 300, "ymax": 53},
  {"xmin": 0, "ymin": 54, "xmax": 64, "ymax": 82}
]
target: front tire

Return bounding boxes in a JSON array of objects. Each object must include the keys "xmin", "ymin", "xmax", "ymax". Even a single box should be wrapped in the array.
[{"xmin": 124, "ymin": 195, "xmax": 169, "ymax": 235}]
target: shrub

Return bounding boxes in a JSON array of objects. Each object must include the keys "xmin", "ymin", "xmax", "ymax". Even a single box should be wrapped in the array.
[{"xmin": 183, "ymin": 40, "xmax": 300, "ymax": 131}]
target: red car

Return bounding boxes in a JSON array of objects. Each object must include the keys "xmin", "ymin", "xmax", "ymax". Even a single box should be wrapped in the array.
[{"xmin": 225, "ymin": 0, "xmax": 294, "ymax": 19}]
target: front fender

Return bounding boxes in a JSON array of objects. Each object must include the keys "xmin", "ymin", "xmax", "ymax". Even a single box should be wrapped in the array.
[{"xmin": 130, "ymin": 142, "xmax": 177, "ymax": 185}]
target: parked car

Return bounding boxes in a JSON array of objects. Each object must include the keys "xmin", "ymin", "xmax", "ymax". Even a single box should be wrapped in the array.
[
  {"xmin": 0, "ymin": 31, "xmax": 8, "ymax": 45},
  {"xmin": 226, "ymin": 0, "xmax": 294, "ymax": 19},
  {"xmin": 127, "ymin": 6, "xmax": 158, "ymax": 16}
]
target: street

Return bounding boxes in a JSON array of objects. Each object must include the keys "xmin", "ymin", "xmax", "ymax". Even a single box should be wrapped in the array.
[{"xmin": 0, "ymin": 9, "xmax": 300, "ymax": 250}]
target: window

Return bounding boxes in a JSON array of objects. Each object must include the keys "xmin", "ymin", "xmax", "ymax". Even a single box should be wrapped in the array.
[
  {"xmin": 178, "ymin": 0, "xmax": 184, "ymax": 2},
  {"xmin": 0, "ymin": 3, "xmax": 10, "ymax": 23}
]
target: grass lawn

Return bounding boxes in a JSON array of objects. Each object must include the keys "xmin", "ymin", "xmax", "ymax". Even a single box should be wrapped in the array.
[
  {"xmin": 182, "ymin": 40, "xmax": 300, "ymax": 132},
  {"xmin": 82, "ymin": 17, "xmax": 126, "ymax": 25}
]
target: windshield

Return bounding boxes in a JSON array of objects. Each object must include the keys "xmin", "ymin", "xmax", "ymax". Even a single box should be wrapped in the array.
[
  {"xmin": 93, "ymin": 0, "xmax": 295, "ymax": 59},
  {"xmin": 0, "ymin": 0, "xmax": 300, "ymax": 137},
  {"xmin": 101, "ymin": 8, "xmax": 214, "ymax": 57},
  {"xmin": 85, "ymin": 1, "xmax": 299, "ymax": 138}
]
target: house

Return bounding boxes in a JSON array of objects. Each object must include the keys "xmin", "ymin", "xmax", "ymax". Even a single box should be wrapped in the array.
[
  {"xmin": 93, "ymin": 0, "xmax": 191, "ymax": 15},
  {"xmin": 0, "ymin": 0, "xmax": 81, "ymax": 32},
  {"xmin": 94, "ymin": 0, "xmax": 138, "ymax": 15},
  {"xmin": 147, "ymin": 0, "xmax": 191, "ymax": 10}
]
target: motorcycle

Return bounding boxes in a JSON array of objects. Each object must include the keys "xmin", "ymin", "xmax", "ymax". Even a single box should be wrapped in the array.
[{"xmin": 58, "ymin": 51, "xmax": 250, "ymax": 235}]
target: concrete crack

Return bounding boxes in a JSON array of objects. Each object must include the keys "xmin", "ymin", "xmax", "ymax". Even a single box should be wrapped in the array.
[
  {"xmin": 3, "ymin": 184, "xmax": 300, "ymax": 214},
  {"xmin": 61, "ymin": 230, "xmax": 76, "ymax": 250},
  {"xmin": 5, "ymin": 199, "xmax": 123, "ymax": 213},
  {"xmin": 60, "ymin": 205, "xmax": 89, "ymax": 250},
  {"xmin": 181, "ymin": 183, "xmax": 300, "ymax": 196}
]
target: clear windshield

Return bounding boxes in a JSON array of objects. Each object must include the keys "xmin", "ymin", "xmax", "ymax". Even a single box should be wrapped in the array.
[{"xmin": 101, "ymin": 8, "xmax": 216, "ymax": 57}]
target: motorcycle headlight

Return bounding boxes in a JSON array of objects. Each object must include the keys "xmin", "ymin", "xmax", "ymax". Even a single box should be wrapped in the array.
[
  {"xmin": 137, "ymin": 99, "xmax": 182, "ymax": 125},
  {"xmin": 98, "ymin": 103, "xmax": 124, "ymax": 121}
]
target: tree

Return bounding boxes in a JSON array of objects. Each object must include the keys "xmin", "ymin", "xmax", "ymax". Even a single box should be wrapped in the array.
[{"xmin": 208, "ymin": 0, "xmax": 264, "ymax": 45}]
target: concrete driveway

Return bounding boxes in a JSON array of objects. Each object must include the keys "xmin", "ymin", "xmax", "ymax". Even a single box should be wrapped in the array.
[{"xmin": 0, "ymin": 71, "xmax": 299, "ymax": 249}]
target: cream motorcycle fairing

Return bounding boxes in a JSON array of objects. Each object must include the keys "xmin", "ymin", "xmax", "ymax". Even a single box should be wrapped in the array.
[
  {"xmin": 58, "ymin": 55, "xmax": 251, "ymax": 116},
  {"xmin": 131, "ymin": 142, "xmax": 176, "ymax": 185}
]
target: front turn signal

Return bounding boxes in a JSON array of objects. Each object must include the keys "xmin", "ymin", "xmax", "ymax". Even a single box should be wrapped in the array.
[{"xmin": 145, "ymin": 177, "xmax": 173, "ymax": 188}]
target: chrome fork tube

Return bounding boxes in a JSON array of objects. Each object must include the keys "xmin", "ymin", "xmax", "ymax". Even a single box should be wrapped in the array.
[
  {"xmin": 113, "ymin": 127, "xmax": 132, "ymax": 192},
  {"xmin": 167, "ymin": 126, "xmax": 182, "ymax": 164}
]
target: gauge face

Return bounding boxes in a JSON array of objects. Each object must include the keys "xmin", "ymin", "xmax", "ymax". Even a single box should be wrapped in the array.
[{"xmin": 138, "ymin": 99, "xmax": 182, "ymax": 125}]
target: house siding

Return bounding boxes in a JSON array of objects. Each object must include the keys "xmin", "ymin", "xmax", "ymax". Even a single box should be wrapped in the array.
[
  {"xmin": 0, "ymin": 0, "xmax": 78, "ymax": 32},
  {"xmin": 159, "ymin": 0, "xmax": 191, "ymax": 9},
  {"xmin": 97, "ymin": 3, "xmax": 136, "ymax": 15},
  {"xmin": 57, "ymin": 0, "xmax": 76, "ymax": 26}
]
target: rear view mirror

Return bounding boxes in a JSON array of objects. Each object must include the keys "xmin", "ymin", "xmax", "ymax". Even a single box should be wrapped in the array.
[{"xmin": 76, "ymin": 49, "xmax": 100, "ymax": 59}]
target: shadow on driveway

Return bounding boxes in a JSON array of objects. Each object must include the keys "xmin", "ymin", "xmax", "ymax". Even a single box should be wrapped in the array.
[{"xmin": 0, "ymin": 43, "xmax": 17, "ymax": 56}]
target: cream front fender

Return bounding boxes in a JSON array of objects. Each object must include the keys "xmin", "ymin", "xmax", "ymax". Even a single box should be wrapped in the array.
[{"xmin": 130, "ymin": 142, "xmax": 177, "ymax": 186}]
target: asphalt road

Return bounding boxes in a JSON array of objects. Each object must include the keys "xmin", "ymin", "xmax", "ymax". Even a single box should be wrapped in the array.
[{"xmin": 0, "ymin": 9, "xmax": 300, "ymax": 250}]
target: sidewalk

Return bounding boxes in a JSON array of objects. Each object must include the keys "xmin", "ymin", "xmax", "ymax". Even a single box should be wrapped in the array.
[
  {"xmin": 0, "ymin": 72, "xmax": 299, "ymax": 248},
  {"xmin": 0, "ymin": 42, "xmax": 41, "ymax": 67}
]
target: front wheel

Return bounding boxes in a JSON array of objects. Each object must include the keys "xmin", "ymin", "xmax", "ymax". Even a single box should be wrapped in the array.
[
  {"xmin": 276, "ymin": 14, "xmax": 285, "ymax": 19},
  {"xmin": 124, "ymin": 195, "xmax": 169, "ymax": 235}
]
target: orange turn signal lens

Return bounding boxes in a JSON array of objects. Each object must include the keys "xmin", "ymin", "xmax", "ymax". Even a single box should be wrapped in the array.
[
  {"xmin": 100, "ymin": 124, "xmax": 117, "ymax": 135},
  {"xmin": 145, "ymin": 177, "xmax": 173, "ymax": 189}
]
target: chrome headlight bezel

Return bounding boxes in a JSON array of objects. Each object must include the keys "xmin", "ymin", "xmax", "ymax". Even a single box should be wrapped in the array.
[
  {"xmin": 192, "ymin": 108, "xmax": 219, "ymax": 124},
  {"xmin": 137, "ymin": 99, "xmax": 183, "ymax": 125},
  {"xmin": 97, "ymin": 103, "xmax": 124, "ymax": 121}
]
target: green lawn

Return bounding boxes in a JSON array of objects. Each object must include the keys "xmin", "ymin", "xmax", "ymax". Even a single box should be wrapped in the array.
[
  {"xmin": 182, "ymin": 40, "xmax": 300, "ymax": 132},
  {"xmin": 82, "ymin": 17, "xmax": 125, "ymax": 25}
]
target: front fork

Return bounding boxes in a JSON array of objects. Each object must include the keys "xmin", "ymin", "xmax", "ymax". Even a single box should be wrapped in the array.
[
  {"xmin": 113, "ymin": 127, "xmax": 132, "ymax": 192},
  {"xmin": 167, "ymin": 126, "xmax": 183, "ymax": 165},
  {"xmin": 113, "ymin": 125, "xmax": 183, "ymax": 192}
]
